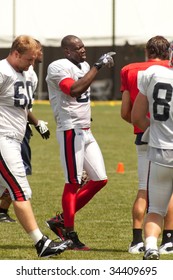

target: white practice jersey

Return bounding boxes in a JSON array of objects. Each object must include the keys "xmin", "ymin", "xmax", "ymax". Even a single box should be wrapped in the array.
[
  {"xmin": 46, "ymin": 58, "xmax": 91, "ymax": 131},
  {"xmin": 0, "ymin": 59, "xmax": 37, "ymax": 142},
  {"xmin": 138, "ymin": 65, "xmax": 173, "ymax": 149}
]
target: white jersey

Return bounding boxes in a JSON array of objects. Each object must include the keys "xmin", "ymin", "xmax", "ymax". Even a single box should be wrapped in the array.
[
  {"xmin": 46, "ymin": 58, "xmax": 91, "ymax": 131},
  {"xmin": 0, "ymin": 59, "xmax": 37, "ymax": 142},
  {"xmin": 138, "ymin": 65, "xmax": 173, "ymax": 149}
]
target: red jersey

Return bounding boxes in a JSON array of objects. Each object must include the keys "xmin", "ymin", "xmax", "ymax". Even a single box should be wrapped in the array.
[{"xmin": 120, "ymin": 59, "xmax": 169, "ymax": 134}]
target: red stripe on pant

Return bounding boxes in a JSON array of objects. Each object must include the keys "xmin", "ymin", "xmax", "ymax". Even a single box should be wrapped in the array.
[
  {"xmin": 64, "ymin": 129, "xmax": 78, "ymax": 184},
  {"xmin": 0, "ymin": 158, "xmax": 26, "ymax": 201}
]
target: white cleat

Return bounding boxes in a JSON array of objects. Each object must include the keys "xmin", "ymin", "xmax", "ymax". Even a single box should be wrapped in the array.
[
  {"xmin": 128, "ymin": 242, "xmax": 145, "ymax": 254},
  {"xmin": 159, "ymin": 242, "xmax": 173, "ymax": 254},
  {"xmin": 143, "ymin": 249, "xmax": 159, "ymax": 260}
]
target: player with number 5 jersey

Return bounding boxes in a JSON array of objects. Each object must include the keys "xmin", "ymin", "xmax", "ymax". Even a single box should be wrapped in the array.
[
  {"xmin": 0, "ymin": 35, "xmax": 71, "ymax": 257},
  {"xmin": 0, "ymin": 58, "xmax": 36, "ymax": 142}
]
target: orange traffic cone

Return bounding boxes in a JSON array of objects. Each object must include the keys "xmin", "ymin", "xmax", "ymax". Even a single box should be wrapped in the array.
[{"xmin": 116, "ymin": 162, "xmax": 124, "ymax": 173}]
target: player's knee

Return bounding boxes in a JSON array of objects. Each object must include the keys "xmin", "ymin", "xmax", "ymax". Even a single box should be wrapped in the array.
[
  {"xmin": 99, "ymin": 178, "xmax": 108, "ymax": 188},
  {"xmin": 25, "ymin": 188, "xmax": 32, "ymax": 199},
  {"xmin": 13, "ymin": 188, "xmax": 32, "ymax": 201},
  {"xmin": 103, "ymin": 178, "xmax": 108, "ymax": 185}
]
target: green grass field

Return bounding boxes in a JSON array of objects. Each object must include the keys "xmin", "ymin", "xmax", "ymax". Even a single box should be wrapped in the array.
[{"xmin": 0, "ymin": 103, "xmax": 172, "ymax": 260}]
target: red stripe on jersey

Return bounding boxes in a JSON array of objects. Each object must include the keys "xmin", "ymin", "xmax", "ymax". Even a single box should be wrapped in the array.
[
  {"xmin": 59, "ymin": 78, "xmax": 75, "ymax": 95},
  {"xmin": 64, "ymin": 130, "xmax": 78, "ymax": 184},
  {"xmin": 0, "ymin": 156, "xmax": 26, "ymax": 201}
]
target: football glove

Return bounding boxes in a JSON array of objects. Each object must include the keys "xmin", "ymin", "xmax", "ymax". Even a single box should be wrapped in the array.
[
  {"xmin": 35, "ymin": 120, "xmax": 50, "ymax": 139},
  {"xmin": 80, "ymin": 170, "xmax": 90, "ymax": 187},
  {"xmin": 94, "ymin": 51, "xmax": 116, "ymax": 70}
]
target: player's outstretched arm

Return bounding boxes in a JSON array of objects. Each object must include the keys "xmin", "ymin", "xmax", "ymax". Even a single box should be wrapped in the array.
[{"xmin": 70, "ymin": 52, "xmax": 116, "ymax": 98}]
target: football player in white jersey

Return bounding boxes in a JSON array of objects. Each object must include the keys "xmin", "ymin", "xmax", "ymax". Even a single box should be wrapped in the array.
[
  {"xmin": 46, "ymin": 35, "xmax": 115, "ymax": 250},
  {"xmin": 131, "ymin": 43, "xmax": 173, "ymax": 260},
  {"xmin": 0, "ymin": 40, "xmax": 50, "ymax": 223},
  {"xmin": 0, "ymin": 35, "xmax": 71, "ymax": 257},
  {"xmin": 120, "ymin": 36, "xmax": 173, "ymax": 255}
]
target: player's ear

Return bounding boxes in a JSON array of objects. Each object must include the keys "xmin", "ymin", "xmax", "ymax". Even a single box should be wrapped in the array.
[
  {"xmin": 14, "ymin": 50, "xmax": 20, "ymax": 58},
  {"xmin": 65, "ymin": 48, "xmax": 70, "ymax": 57}
]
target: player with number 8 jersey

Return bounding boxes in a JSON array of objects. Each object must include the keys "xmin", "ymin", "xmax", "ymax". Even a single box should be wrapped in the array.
[{"xmin": 132, "ymin": 43, "xmax": 173, "ymax": 260}]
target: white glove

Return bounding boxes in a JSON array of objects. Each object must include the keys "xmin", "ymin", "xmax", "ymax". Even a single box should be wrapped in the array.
[
  {"xmin": 80, "ymin": 170, "xmax": 90, "ymax": 187},
  {"xmin": 94, "ymin": 51, "xmax": 116, "ymax": 70},
  {"xmin": 35, "ymin": 120, "xmax": 50, "ymax": 139}
]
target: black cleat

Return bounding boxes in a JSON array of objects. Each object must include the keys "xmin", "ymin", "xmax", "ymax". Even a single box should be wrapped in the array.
[
  {"xmin": 0, "ymin": 212, "xmax": 16, "ymax": 223},
  {"xmin": 46, "ymin": 214, "xmax": 66, "ymax": 241},
  {"xmin": 66, "ymin": 231, "xmax": 90, "ymax": 251},
  {"xmin": 35, "ymin": 235, "xmax": 72, "ymax": 257}
]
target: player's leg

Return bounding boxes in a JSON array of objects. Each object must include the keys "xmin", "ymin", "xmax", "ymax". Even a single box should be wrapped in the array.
[
  {"xmin": 75, "ymin": 131, "xmax": 107, "ymax": 211},
  {"xmin": 0, "ymin": 136, "xmax": 71, "ymax": 257},
  {"xmin": 0, "ymin": 188, "xmax": 15, "ymax": 222},
  {"xmin": 0, "ymin": 125, "xmax": 32, "ymax": 223},
  {"xmin": 159, "ymin": 193, "xmax": 173, "ymax": 254},
  {"xmin": 143, "ymin": 162, "xmax": 172, "ymax": 260},
  {"xmin": 132, "ymin": 189, "xmax": 146, "ymax": 229},
  {"xmin": 129, "ymin": 144, "xmax": 147, "ymax": 254},
  {"xmin": 59, "ymin": 129, "xmax": 82, "ymax": 229},
  {"xmin": 46, "ymin": 129, "xmax": 106, "ymax": 250},
  {"xmin": 50, "ymin": 129, "xmax": 89, "ymax": 250},
  {"xmin": 12, "ymin": 199, "xmax": 71, "ymax": 257}
]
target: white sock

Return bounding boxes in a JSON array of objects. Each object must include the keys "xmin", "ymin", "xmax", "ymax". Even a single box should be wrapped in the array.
[
  {"xmin": 145, "ymin": 236, "xmax": 158, "ymax": 251},
  {"xmin": 28, "ymin": 229, "xmax": 43, "ymax": 245}
]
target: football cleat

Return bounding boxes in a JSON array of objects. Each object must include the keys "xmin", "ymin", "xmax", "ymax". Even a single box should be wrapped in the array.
[
  {"xmin": 159, "ymin": 242, "xmax": 173, "ymax": 254},
  {"xmin": 46, "ymin": 213, "xmax": 66, "ymax": 241},
  {"xmin": 46, "ymin": 215, "xmax": 90, "ymax": 250},
  {"xmin": 0, "ymin": 212, "xmax": 16, "ymax": 223},
  {"xmin": 35, "ymin": 235, "xmax": 72, "ymax": 257},
  {"xmin": 66, "ymin": 231, "xmax": 90, "ymax": 251},
  {"xmin": 143, "ymin": 249, "xmax": 159, "ymax": 260},
  {"xmin": 128, "ymin": 242, "xmax": 145, "ymax": 254}
]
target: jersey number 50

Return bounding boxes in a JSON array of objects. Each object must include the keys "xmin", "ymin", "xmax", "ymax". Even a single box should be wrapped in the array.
[{"xmin": 14, "ymin": 81, "xmax": 33, "ymax": 109}]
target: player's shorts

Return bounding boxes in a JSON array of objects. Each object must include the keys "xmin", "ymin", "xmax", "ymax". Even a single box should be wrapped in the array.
[
  {"xmin": 0, "ymin": 136, "xmax": 31, "ymax": 201},
  {"xmin": 57, "ymin": 128, "xmax": 107, "ymax": 184},
  {"xmin": 136, "ymin": 144, "xmax": 149, "ymax": 190},
  {"xmin": 147, "ymin": 161, "xmax": 173, "ymax": 216}
]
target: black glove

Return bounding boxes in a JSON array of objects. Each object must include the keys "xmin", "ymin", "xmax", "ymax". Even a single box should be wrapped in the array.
[
  {"xmin": 35, "ymin": 120, "xmax": 50, "ymax": 139},
  {"xmin": 94, "ymin": 51, "xmax": 116, "ymax": 70}
]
